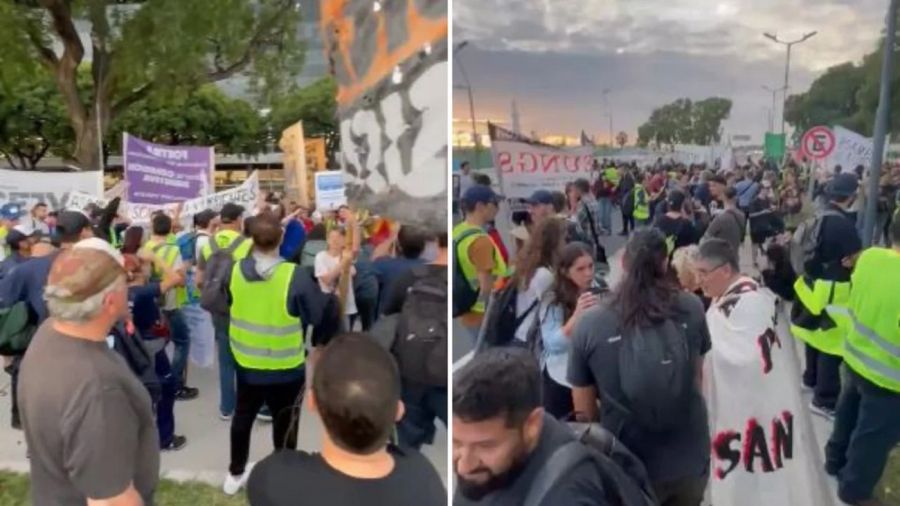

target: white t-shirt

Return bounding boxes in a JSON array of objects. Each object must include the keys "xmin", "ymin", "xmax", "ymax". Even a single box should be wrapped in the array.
[
  {"xmin": 514, "ymin": 266, "xmax": 554, "ymax": 343},
  {"xmin": 194, "ymin": 232, "xmax": 212, "ymax": 265},
  {"xmin": 314, "ymin": 250, "xmax": 357, "ymax": 315}
]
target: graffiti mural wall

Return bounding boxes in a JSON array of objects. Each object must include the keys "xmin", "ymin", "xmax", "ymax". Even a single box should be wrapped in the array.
[{"xmin": 321, "ymin": 0, "xmax": 447, "ymax": 231}]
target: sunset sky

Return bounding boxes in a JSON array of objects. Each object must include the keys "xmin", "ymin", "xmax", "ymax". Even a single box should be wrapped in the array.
[{"xmin": 452, "ymin": 0, "xmax": 886, "ymax": 144}]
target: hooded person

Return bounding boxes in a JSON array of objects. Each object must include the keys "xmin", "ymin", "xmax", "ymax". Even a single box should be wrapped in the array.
[{"xmin": 220, "ymin": 211, "xmax": 324, "ymax": 496}]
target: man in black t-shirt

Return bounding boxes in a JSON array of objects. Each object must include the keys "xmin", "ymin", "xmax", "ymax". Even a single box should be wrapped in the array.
[
  {"xmin": 381, "ymin": 231, "xmax": 448, "ymax": 450},
  {"xmin": 247, "ymin": 334, "xmax": 446, "ymax": 506},
  {"xmin": 453, "ymin": 348, "xmax": 610, "ymax": 505}
]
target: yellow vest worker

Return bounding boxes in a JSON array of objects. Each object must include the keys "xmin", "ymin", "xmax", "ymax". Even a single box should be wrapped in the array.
[
  {"xmin": 826, "ymin": 247, "xmax": 900, "ymax": 392},
  {"xmin": 222, "ymin": 212, "xmax": 310, "ymax": 494},
  {"xmin": 633, "ymin": 186, "xmax": 650, "ymax": 221},
  {"xmin": 820, "ymin": 241, "xmax": 900, "ymax": 504},
  {"xmin": 453, "ymin": 221, "xmax": 507, "ymax": 315},
  {"xmin": 790, "ymin": 173, "xmax": 862, "ymax": 416},
  {"xmin": 454, "ymin": 185, "xmax": 508, "ymax": 329},
  {"xmin": 228, "ymin": 261, "xmax": 304, "ymax": 370}
]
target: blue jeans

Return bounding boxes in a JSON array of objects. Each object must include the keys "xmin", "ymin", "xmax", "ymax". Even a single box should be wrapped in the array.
[
  {"xmin": 825, "ymin": 367, "xmax": 900, "ymax": 503},
  {"xmin": 154, "ymin": 350, "xmax": 177, "ymax": 447},
  {"xmin": 163, "ymin": 308, "xmax": 190, "ymax": 390},
  {"xmin": 397, "ymin": 382, "xmax": 447, "ymax": 449},
  {"xmin": 598, "ymin": 197, "xmax": 613, "ymax": 232},
  {"xmin": 214, "ymin": 315, "xmax": 236, "ymax": 416}
]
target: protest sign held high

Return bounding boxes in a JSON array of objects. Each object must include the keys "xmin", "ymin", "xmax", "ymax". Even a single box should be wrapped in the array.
[
  {"xmin": 123, "ymin": 133, "xmax": 215, "ymax": 205},
  {"xmin": 488, "ymin": 123, "xmax": 594, "ymax": 199},
  {"xmin": 0, "ymin": 168, "xmax": 103, "ymax": 211}
]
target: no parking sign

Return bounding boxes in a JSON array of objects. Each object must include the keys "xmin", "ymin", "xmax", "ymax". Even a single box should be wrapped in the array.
[{"xmin": 800, "ymin": 126, "xmax": 836, "ymax": 160}]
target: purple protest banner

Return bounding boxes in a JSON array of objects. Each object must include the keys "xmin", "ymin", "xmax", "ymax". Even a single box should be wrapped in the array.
[{"xmin": 123, "ymin": 133, "xmax": 215, "ymax": 204}]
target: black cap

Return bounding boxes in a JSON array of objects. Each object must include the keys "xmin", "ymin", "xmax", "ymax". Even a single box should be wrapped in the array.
[
  {"xmin": 220, "ymin": 203, "xmax": 245, "ymax": 224},
  {"xmin": 56, "ymin": 211, "xmax": 92, "ymax": 239},
  {"xmin": 6, "ymin": 229, "xmax": 29, "ymax": 251}
]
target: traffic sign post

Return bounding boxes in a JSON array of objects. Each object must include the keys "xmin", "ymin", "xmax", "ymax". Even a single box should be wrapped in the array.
[{"xmin": 801, "ymin": 126, "xmax": 835, "ymax": 160}]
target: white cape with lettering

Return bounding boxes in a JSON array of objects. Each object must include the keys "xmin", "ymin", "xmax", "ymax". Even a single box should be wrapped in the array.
[{"xmin": 703, "ymin": 278, "xmax": 834, "ymax": 506}]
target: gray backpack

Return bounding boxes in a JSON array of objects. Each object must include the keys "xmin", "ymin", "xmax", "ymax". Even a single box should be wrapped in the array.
[
  {"xmin": 199, "ymin": 237, "xmax": 247, "ymax": 316},
  {"xmin": 790, "ymin": 209, "xmax": 842, "ymax": 277}
]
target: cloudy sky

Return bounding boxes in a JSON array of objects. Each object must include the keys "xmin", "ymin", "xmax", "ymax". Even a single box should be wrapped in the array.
[{"xmin": 452, "ymin": 0, "xmax": 886, "ymax": 144}]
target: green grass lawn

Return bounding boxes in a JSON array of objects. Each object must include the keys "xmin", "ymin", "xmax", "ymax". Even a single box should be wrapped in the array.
[
  {"xmin": 882, "ymin": 449, "xmax": 900, "ymax": 505},
  {"xmin": 0, "ymin": 471, "xmax": 247, "ymax": 505}
]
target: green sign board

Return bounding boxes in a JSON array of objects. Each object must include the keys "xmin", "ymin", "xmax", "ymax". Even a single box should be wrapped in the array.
[{"xmin": 764, "ymin": 133, "xmax": 786, "ymax": 159}]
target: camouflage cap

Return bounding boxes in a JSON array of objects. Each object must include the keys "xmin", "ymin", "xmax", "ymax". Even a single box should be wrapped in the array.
[{"xmin": 47, "ymin": 242, "xmax": 125, "ymax": 303}]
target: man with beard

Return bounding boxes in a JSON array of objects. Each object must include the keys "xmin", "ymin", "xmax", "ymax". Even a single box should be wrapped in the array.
[{"xmin": 453, "ymin": 347, "xmax": 610, "ymax": 505}]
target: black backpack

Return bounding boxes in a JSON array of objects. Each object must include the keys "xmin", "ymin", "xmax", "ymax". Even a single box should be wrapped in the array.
[
  {"xmin": 453, "ymin": 228, "xmax": 484, "ymax": 317},
  {"xmin": 199, "ymin": 236, "xmax": 247, "ymax": 316},
  {"xmin": 392, "ymin": 266, "xmax": 448, "ymax": 387},
  {"xmin": 613, "ymin": 318, "xmax": 692, "ymax": 433},
  {"xmin": 476, "ymin": 279, "xmax": 538, "ymax": 351},
  {"xmin": 524, "ymin": 422, "xmax": 657, "ymax": 506},
  {"xmin": 111, "ymin": 323, "xmax": 162, "ymax": 404}
]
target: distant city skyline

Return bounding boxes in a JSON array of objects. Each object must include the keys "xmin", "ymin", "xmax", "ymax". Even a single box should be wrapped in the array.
[{"xmin": 453, "ymin": 0, "xmax": 885, "ymax": 144}]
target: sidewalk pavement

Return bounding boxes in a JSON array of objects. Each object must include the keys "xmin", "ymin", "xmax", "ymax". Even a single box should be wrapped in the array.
[{"xmin": 0, "ymin": 355, "xmax": 447, "ymax": 487}]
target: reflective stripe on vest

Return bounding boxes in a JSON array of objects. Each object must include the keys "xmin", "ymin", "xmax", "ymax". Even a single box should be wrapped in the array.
[
  {"xmin": 825, "ymin": 248, "xmax": 900, "ymax": 392},
  {"xmin": 453, "ymin": 221, "xmax": 507, "ymax": 314},
  {"xmin": 791, "ymin": 276, "xmax": 851, "ymax": 356},
  {"xmin": 143, "ymin": 240, "xmax": 188, "ymax": 306},
  {"xmin": 633, "ymin": 187, "xmax": 649, "ymax": 220},
  {"xmin": 228, "ymin": 261, "xmax": 304, "ymax": 370}
]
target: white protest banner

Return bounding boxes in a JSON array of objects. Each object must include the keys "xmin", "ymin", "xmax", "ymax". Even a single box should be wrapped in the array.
[
  {"xmin": 0, "ymin": 168, "xmax": 103, "ymax": 211},
  {"xmin": 68, "ymin": 172, "xmax": 259, "ymax": 224},
  {"xmin": 489, "ymin": 124, "xmax": 594, "ymax": 199},
  {"xmin": 314, "ymin": 170, "xmax": 347, "ymax": 211},
  {"xmin": 827, "ymin": 126, "xmax": 874, "ymax": 173},
  {"xmin": 704, "ymin": 280, "xmax": 836, "ymax": 506}
]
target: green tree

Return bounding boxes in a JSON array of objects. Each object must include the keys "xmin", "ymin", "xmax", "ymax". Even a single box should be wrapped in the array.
[
  {"xmin": 0, "ymin": 0, "xmax": 304, "ymax": 170},
  {"xmin": 636, "ymin": 97, "xmax": 731, "ymax": 147},
  {"xmin": 783, "ymin": 62, "xmax": 868, "ymax": 136},
  {"xmin": 107, "ymin": 86, "xmax": 269, "ymax": 156},
  {"xmin": 270, "ymin": 77, "xmax": 339, "ymax": 165},
  {"xmin": 0, "ymin": 71, "xmax": 74, "ymax": 170}
]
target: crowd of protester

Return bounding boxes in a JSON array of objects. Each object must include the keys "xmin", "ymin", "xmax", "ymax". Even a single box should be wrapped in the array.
[
  {"xmin": 453, "ymin": 156, "xmax": 900, "ymax": 506},
  {"xmin": 0, "ymin": 190, "xmax": 447, "ymax": 504}
]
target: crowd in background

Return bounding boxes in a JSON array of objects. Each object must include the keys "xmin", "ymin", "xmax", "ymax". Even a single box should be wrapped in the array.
[
  {"xmin": 452, "ymin": 155, "xmax": 900, "ymax": 506},
  {"xmin": 0, "ymin": 190, "xmax": 448, "ymax": 505}
]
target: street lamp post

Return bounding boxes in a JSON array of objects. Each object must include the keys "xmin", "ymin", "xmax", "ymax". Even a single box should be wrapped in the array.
[
  {"xmin": 862, "ymin": 0, "xmax": 898, "ymax": 247},
  {"xmin": 763, "ymin": 31, "xmax": 818, "ymax": 135},
  {"xmin": 602, "ymin": 88, "xmax": 613, "ymax": 146},
  {"xmin": 761, "ymin": 85, "xmax": 781, "ymax": 132},
  {"xmin": 454, "ymin": 41, "xmax": 481, "ymax": 166}
]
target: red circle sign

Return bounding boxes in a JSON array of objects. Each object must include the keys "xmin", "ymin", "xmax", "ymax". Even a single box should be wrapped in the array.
[{"xmin": 801, "ymin": 126, "xmax": 835, "ymax": 160}]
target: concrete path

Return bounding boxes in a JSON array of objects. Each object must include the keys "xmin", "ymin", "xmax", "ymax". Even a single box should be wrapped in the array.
[{"xmin": 0, "ymin": 356, "xmax": 447, "ymax": 488}]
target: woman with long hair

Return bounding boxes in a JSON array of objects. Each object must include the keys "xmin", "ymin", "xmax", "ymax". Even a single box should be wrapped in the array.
[
  {"xmin": 536, "ymin": 242, "xmax": 598, "ymax": 419},
  {"xmin": 510, "ymin": 217, "xmax": 567, "ymax": 343},
  {"xmin": 568, "ymin": 228, "xmax": 711, "ymax": 506},
  {"xmin": 120, "ymin": 225, "xmax": 144, "ymax": 254}
]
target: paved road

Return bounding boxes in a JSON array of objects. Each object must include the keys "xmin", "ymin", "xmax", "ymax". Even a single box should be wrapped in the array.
[{"xmin": 0, "ymin": 356, "xmax": 447, "ymax": 487}]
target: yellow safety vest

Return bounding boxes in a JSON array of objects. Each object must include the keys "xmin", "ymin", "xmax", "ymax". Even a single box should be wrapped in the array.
[
  {"xmin": 452, "ymin": 221, "xmax": 507, "ymax": 314},
  {"xmin": 142, "ymin": 239, "xmax": 188, "ymax": 307},
  {"xmin": 791, "ymin": 275, "xmax": 852, "ymax": 356},
  {"xmin": 200, "ymin": 229, "xmax": 252, "ymax": 263},
  {"xmin": 826, "ymin": 248, "xmax": 900, "ymax": 392},
  {"xmin": 228, "ymin": 262, "xmax": 304, "ymax": 370},
  {"xmin": 633, "ymin": 187, "xmax": 650, "ymax": 220},
  {"xmin": 604, "ymin": 167, "xmax": 620, "ymax": 187}
]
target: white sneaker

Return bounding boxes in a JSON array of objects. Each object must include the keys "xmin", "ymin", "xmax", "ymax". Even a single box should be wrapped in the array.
[{"xmin": 223, "ymin": 462, "xmax": 255, "ymax": 495}]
